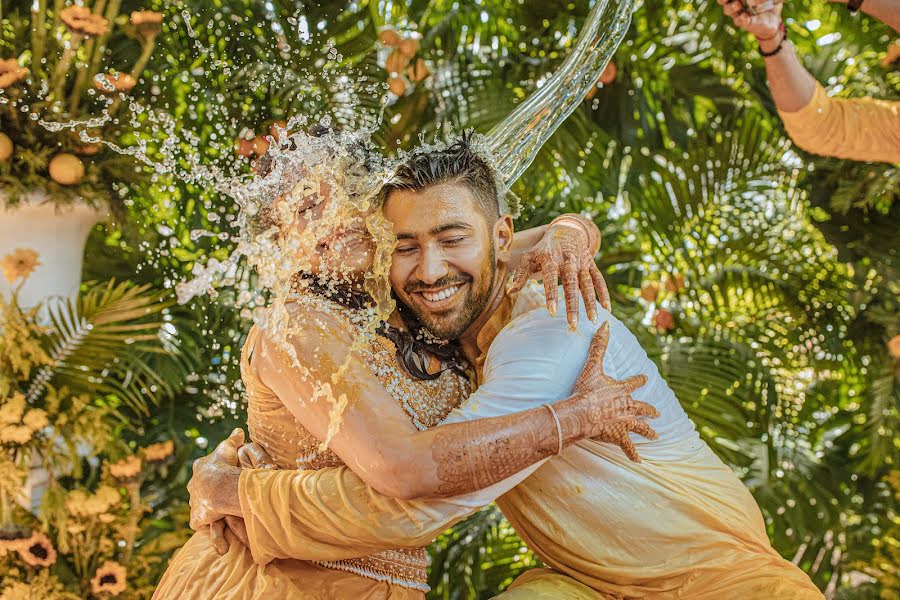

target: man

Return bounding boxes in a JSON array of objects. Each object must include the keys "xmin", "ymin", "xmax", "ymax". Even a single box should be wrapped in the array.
[{"xmin": 191, "ymin": 134, "xmax": 823, "ymax": 599}]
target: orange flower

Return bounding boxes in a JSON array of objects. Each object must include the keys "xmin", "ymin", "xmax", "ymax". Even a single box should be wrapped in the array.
[
  {"xmin": 94, "ymin": 72, "xmax": 137, "ymax": 94},
  {"xmin": 0, "ymin": 58, "xmax": 28, "ymax": 89},
  {"xmin": 90, "ymin": 560, "xmax": 127, "ymax": 596},
  {"xmin": 108, "ymin": 455, "xmax": 142, "ymax": 479},
  {"xmin": 379, "ymin": 28, "xmax": 402, "ymax": 47},
  {"xmin": 883, "ymin": 40, "xmax": 900, "ymax": 67},
  {"xmin": 130, "ymin": 10, "xmax": 163, "ymax": 38},
  {"xmin": 408, "ymin": 58, "xmax": 429, "ymax": 83},
  {"xmin": 142, "ymin": 440, "xmax": 174, "ymax": 462},
  {"xmin": 664, "ymin": 273, "xmax": 685, "ymax": 292},
  {"xmin": 653, "ymin": 309, "xmax": 675, "ymax": 332},
  {"xmin": 60, "ymin": 6, "xmax": 109, "ymax": 37},
  {"xmin": 1, "ymin": 248, "xmax": 41, "ymax": 284},
  {"xmin": 16, "ymin": 531, "xmax": 57, "ymax": 567},
  {"xmin": 889, "ymin": 335, "xmax": 900, "ymax": 360},
  {"xmin": 640, "ymin": 282, "xmax": 659, "ymax": 302}
]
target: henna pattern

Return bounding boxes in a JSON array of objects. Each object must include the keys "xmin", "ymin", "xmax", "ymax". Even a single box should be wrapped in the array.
[
  {"xmin": 508, "ymin": 214, "xmax": 610, "ymax": 328},
  {"xmin": 431, "ymin": 322, "xmax": 659, "ymax": 496}
]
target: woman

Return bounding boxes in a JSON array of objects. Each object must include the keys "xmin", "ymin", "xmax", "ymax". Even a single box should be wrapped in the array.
[{"xmin": 154, "ymin": 130, "xmax": 656, "ymax": 599}]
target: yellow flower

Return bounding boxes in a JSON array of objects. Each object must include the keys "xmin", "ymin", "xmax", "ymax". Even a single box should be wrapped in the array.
[
  {"xmin": 16, "ymin": 531, "xmax": 56, "ymax": 568},
  {"xmin": 64, "ymin": 486, "xmax": 120, "ymax": 517},
  {"xmin": 0, "ymin": 58, "xmax": 28, "ymax": 89},
  {"xmin": 90, "ymin": 560, "xmax": 127, "ymax": 596},
  {"xmin": 60, "ymin": 6, "xmax": 109, "ymax": 37},
  {"xmin": 98, "ymin": 513, "xmax": 116, "ymax": 524},
  {"xmin": 22, "ymin": 409, "xmax": 48, "ymax": 432},
  {"xmin": 0, "ymin": 425, "xmax": 33, "ymax": 444},
  {"xmin": 141, "ymin": 440, "xmax": 174, "ymax": 462},
  {"xmin": 0, "ymin": 392, "xmax": 25, "ymax": 425},
  {"xmin": 1, "ymin": 249, "xmax": 41, "ymax": 284},
  {"xmin": 66, "ymin": 523, "xmax": 85, "ymax": 535},
  {"xmin": 108, "ymin": 455, "xmax": 141, "ymax": 479},
  {"xmin": 94, "ymin": 72, "xmax": 137, "ymax": 94}
]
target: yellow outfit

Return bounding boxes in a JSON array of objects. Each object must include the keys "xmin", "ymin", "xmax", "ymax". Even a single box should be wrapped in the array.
[
  {"xmin": 154, "ymin": 296, "xmax": 471, "ymax": 599},
  {"xmin": 237, "ymin": 287, "xmax": 824, "ymax": 599},
  {"xmin": 779, "ymin": 80, "xmax": 900, "ymax": 163}
]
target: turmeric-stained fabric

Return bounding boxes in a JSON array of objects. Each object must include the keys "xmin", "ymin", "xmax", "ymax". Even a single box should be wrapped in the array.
[
  {"xmin": 238, "ymin": 284, "xmax": 823, "ymax": 599},
  {"xmin": 779, "ymin": 80, "xmax": 900, "ymax": 163},
  {"xmin": 155, "ymin": 294, "xmax": 471, "ymax": 600}
]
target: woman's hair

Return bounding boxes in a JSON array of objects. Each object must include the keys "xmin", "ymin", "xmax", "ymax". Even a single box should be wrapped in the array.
[{"xmin": 259, "ymin": 125, "xmax": 467, "ymax": 382}]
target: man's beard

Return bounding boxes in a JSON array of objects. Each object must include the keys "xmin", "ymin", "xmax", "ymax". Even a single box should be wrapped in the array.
[{"xmin": 404, "ymin": 246, "xmax": 496, "ymax": 341}]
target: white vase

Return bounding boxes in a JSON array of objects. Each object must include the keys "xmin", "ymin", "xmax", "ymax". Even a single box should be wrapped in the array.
[{"xmin": 0, "ymin": 191, "xmax": 106, "ymax": 313}]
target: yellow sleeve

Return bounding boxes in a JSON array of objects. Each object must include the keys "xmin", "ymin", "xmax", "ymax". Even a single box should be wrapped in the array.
[
  {"xmin": 778, "ymin": 81, "xmax": 900, "ymax": 164},
  {"xmin": 238, "ymin": 467, "xmax": 479, "ymax": 565}
]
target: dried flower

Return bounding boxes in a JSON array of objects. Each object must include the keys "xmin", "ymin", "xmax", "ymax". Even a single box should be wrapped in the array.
[
  {"xmin": 60, "ymin": 6, "xmax": 109, "ymax": 37},
  {"xmin": 640, "ymin": 282, "xmax": 659, "ymax": 302},
  {"xmin": 142, "ymin": 440, "xmax": 174, "ymax": 462},
  {"xmin": 22, "ymin": 409, "xmax": 48, "ymax": 432},
  {"xmin": 90, "ymin": 561, "xmax": 127, "ymax": 596},
  {"xmin": 108, "ymin": 455, "xmax": 142, "ymax": 479},
  {"xmin": 0, "ymin": 59, "xmax": 28, "ymax": 89},
  {"xmin": 130, "ymin": 10, "xmax": 163, "ymax": 38},
  {"xmin": 94, "ymin": 72, "xmax": 137, "ymax": 94},
  {"xmin": 17, "ymin": 531, "xmax": 57, "ymax": 567},
  {"xmin": 65, "ymin": 486, "xmax": 120, "ymax": 517},
  {"xmin": 889, "ymin": 335, "xmax": 900, "ymax": 360},
  {"xmin": 653, "ymin": 309, "xmax": 675, "ymax": 332},
  {"xmin": 1, "ymin": 249, "xmax": 41, "ymax": 284}
]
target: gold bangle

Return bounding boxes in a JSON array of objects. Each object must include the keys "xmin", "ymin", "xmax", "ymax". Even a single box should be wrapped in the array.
[{"xmin": 543, "ymin": 403, "xmax": 564, "ymax": 455}]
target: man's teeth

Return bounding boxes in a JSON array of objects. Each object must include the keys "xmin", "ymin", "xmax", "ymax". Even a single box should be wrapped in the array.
[{"xmin": 422, "ymin": 285, "xmax": 461, "ymax": 302}]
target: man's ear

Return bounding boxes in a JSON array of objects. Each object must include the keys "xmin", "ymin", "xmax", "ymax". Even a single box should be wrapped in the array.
[{"xmin": 493, "ymin": 215, "xmax": 515, "ymax": 261}]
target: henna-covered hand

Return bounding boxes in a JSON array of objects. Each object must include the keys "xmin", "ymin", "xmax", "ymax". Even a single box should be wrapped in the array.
[
  {"xmin": 508, "ymin": 215, "xmax": 609, "ymax": 328},
  {"xmin": 559, "ymin": 322, "xmax": 659, "ymax": 462},
  {"xmin": 188, "ymin": 429, "xmax": 244, "ymax": 554}
]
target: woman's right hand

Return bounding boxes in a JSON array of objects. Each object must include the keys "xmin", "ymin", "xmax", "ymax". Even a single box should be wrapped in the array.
[{"xmin": 559, "ymin": 322, "xmax": 659, "ymax": 462}]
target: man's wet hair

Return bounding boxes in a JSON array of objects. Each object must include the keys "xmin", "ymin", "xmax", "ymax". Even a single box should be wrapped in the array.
[{"xmin": 382, "ymin": 131, "xmax": 501, "ymax": 220}]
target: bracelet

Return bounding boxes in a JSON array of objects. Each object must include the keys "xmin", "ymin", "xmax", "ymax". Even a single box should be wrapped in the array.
[
  {"xmin": 543, "ymin": 403, "xmax": 564, "ymax": 455},
  {"xmin": 848, "ymin": 0, "xmax": 864, "ymax": 13},
  {"xmin": 759, "ymin": 23, "xmax": 787, "ymax": 58},
  {"xmin": 552, "ymin": 215, "xmax": 600, "ymax": 254}
]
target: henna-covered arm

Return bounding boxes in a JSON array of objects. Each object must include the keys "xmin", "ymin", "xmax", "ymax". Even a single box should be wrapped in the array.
[{"xmin": 256, "ymin": 308, "xmax": 655, "ymax": 500}]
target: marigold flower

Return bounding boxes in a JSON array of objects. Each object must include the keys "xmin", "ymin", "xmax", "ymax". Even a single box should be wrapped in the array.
[
  {"xmin": 22, "ymin": 409, "xmax": 48, "ymax": 432},
  {"xmin": 0, "ymin": 59, "xmax": 28, "ymax": 88},
  {"xmin": 889, "ymin": 335, "xmax": 900, "ymax": 360},
  {"xmin": 60, "ymin": 6, "xmax": 109, "ymax": 37},
  {"xmin": 0, "ymin": 392, "xmax": 26, "ymax": 425},
  {"xmin": 0, "ymin": 425, "xmax": 33, "ymax": 444},
  {"xmin": 91, "ymin": 561, "xmax": 127, "ymax": 596},
  {"xmin": 142, "ymin": 440, "xmax": 174, "ymax": 462},
  {"xmin": 17, "ymin": 531, "xmax": 57, "ymax": 567},
  {"xmin": 653, "ymin": 309, "xmax": 675, "ymax": 332},
  {"xmin": 94, "ymin": 72, "xmax": 137, "ymax": 94},
  {"xmin": 640, "ymin": 282, "xmax": 659, "ymax": 302},
  {"xmin": 1, "ymin": 248, "xmax": 41, "ymax": 284},
  {"xmin": 108, "ymin": 455, "xmax": 142, "ymax": 479},
  {"xmin": 130, "ymin": 10, "xmax": 163, "ymax": 38}
]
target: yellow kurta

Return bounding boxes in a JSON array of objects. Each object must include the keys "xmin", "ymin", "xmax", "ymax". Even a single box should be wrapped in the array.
[
  {"xmin": 237, "ymin": 287, "xmax": 823, "ymax": 599},
  {"xmin": 779, "ymin": 80, "xmax": 900, "ymax": 163},
  {"xmin": 154, "ymin": 295, "xmax": 471, "ymax": 600}
]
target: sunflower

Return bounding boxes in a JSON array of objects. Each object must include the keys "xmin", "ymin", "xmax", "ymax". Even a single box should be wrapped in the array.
[
  {"xmin": 0, "ymin": 58, "xmax": 28, "ymax": 89},
  {"xmin": 17, "ymin": 531, "xmax": 57, "ymax": 567},
  {"xmin": 60, "ymin": 6, "xmax": 108, "ymax": 37},
  {"xmin": 1, "ymin": 249, "xmax": 41, "ymax": 284},
  {"xmin": 90, "ymin": 561, "xmax": 127, "ymax": 596}
]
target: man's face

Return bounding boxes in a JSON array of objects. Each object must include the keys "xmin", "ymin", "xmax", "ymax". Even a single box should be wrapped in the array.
[{"xmin": 383, "ymin": 181, "xmax": 509, "ymax": 340}]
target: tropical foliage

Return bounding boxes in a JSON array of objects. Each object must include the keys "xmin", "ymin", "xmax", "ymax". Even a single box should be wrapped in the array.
[{"xmin": 0, "ymin": 0, "xmax": 896, "ymax": 597}]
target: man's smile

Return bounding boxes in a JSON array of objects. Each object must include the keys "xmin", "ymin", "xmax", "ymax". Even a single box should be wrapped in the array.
[{"xmin": 413, "ymin": 282, "xmax": 466, "ymax": 311}]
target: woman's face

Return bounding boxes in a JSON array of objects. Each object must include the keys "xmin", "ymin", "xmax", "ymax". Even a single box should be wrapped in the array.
[{"xmin": 281, "ymin": 177, "xmax": 376, "ymax": 283}]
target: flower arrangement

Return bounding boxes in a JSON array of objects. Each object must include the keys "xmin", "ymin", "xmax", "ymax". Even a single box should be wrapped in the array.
[
  {"xmin": 0, "ymin": 3, "xmax": 164, "ymax": 209},
  {"xmin": 0, "ymin": 251, "xmax": 190, "ymax": 598}
]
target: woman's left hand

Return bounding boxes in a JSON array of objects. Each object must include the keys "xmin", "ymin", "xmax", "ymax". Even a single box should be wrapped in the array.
[{"xmin": 508, "ymin": 218, "xmax": 610, "ymax": 328}]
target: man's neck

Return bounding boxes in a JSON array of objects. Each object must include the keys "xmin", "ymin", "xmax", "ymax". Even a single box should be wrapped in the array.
[{"xmin": 458, "ymin": 266, "xmax": 509, "ymax": 365}]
